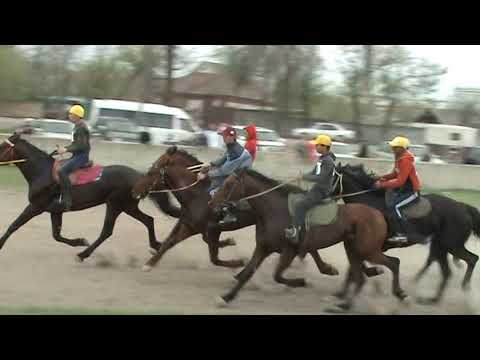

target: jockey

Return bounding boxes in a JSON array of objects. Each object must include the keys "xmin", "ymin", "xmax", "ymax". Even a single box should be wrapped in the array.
[
  {"xmin": 197, "ymin": 126, "xmax": 253, "ymax": 225},
  {"xmin": 374, "ymin": 136, "xmax": 424, "ymax": 245},
  {"xmin": 244, "ymin": 124, "xmax": 257, "ymax": 161},
  {"xmin": 285, "ymin": 134, "xmax": 336, "ymax": 245},
  {"xmin": 54, "ymin": 104, "xmax": 91, "ymax": 211}
]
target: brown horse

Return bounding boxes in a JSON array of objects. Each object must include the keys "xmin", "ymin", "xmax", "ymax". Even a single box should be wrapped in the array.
[
  {"xmin": 209, "ymin": 168, "xmax": 408, "ymax": 311},
  {"xmin": 132, "ymin": 146, "xmax": 339, "ymax": 279}
]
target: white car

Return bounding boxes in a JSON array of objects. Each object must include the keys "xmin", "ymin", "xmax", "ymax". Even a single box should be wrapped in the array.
[
  {"xmin": 32, "ymin": 119, "xmax": 74, "ymax": 140},
  {"xmin": 234, "ymin": 126, "xmax": 286, "ymax": 152},
  {"xmin": 291, "ymin": 122, "xmax": 356, "ymax": 142}
]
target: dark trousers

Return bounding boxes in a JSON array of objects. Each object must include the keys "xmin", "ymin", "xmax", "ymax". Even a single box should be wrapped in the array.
[
  {"xmin": 58, "ymin": 153, "xmax": 89, "ymax": 177},
  {"xmin": 293, "ymin": 191, "xmax": 327, "ymax": 228},
  {"xmin": 386, "ymin": 190, "xmax": 419, "ymax": 233}
]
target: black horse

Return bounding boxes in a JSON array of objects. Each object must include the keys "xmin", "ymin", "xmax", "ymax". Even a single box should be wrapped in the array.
[
  {"xmin": 335, "ymin": 163, "xmax": 480, "ymax": 304},
  {"xmin": 0, "ymin": 132, "xmax": 181, "ymax": 261}
]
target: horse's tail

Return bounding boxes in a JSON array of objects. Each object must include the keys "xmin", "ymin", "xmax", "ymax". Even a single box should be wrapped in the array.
[
  {"xmin": 148, "ymin": 192, "xmax": 182, "ymax": 218},
  {"xmin": 466, "ymin": 204, "xmax": 480, "ymax": 239}
]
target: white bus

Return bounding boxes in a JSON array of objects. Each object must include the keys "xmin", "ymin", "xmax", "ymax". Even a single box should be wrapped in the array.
[
  {"xmin": 39, "ymin": 97, "xmax": 199, "ymax": 145},
  {"xmin": 90, "ymin": 99, "xmax": 199, "ymax": 145}
]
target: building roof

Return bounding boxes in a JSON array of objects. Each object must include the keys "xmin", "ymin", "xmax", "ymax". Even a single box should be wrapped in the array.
[{"xmin": 153, "ymin": 62, "xmax": 268, "ymax": 103}]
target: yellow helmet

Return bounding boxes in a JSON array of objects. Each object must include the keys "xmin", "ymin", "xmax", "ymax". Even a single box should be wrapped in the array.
[
  {"xmin": 69, "ymin": 105, "xmax": 85, "ymax": 119},
  {"xmin": 311, "ymin": 134, "xmax": 332, "ymax": 147},
  {"xmin": 388, "ymin": 136, "xmax": 410, "ymax": 149}
]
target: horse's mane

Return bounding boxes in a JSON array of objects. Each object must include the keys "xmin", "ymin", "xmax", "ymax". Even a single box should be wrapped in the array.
[
  {"xmin": 167, "ymin": 146, "xmax": 202, "ymax": 165},
  {"xmin": 18, "ymin": 138, "xmax": 52, "ymax": 162},
  {"xmin": 241, "ymin": 168, "xmax": 305, "ymax": 196},
  {"xmin": 341, "ymin": 164, "xmax": 386, "ymax": 198}
]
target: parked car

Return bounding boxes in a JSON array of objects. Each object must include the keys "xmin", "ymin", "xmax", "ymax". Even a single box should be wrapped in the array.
[
  {"xmin": 291, "ymin": 122, "xmax": 356, "ymax": 142},
  {"xmin": 33, "ymin": 119, "xmax": 74, "ymax": 140},
  {"xmin": 91, "ymin": 117, "xmax": 140, "ymax": 143},
  {"xmin": 234, "ymin": 126, "xmax": 286, "ymax": 152}
]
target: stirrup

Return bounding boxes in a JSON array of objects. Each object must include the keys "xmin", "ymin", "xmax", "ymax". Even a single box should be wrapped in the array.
[
  {"xmin": 218, "ymin": 214, "xmax": 237, "ymax": 225},
  {"xmin": 387, "ymin": 234, "xmax": 408, "ymax": 244}
]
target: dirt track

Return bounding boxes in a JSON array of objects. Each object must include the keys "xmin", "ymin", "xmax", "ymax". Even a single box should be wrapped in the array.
[{"xmin": 1, "ymin": 189, "xmax": 480, "ymax": 315}]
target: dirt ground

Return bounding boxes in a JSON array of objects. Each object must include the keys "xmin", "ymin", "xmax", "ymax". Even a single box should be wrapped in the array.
[{"xmin": 1, "ymin": 189, "xmax": 480, "ymax": 315}]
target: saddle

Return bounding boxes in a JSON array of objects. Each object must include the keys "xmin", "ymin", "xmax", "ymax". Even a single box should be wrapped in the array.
[
  {"xmin": 288, "ymin": 193, "xmax": 338, "ymax": 231},
  {"xmin": 385, "ymin": 190, "xmax": 432, "ymax": 220},
  {"xmin": 52, "ymin": 160, "xmax": 103, "ymax": 186}
]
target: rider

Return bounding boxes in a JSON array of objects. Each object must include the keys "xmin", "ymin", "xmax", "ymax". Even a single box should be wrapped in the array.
[
  {"xmin": 55, "ymin": 104, "xmax": 91, "ymax": 211},
  {"xmin": 374, "ymin": 136, "xmax": 424, "ymax": 245},
  {"xmin": 285, "ymin": 134, "xmax": 336, "ymax": 245},
  {"xmin": 197, "ymin": 126, "xmax": 253, "ymax": 225}
]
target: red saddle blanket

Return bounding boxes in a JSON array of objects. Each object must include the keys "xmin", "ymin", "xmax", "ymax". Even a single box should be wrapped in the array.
[{"xmin": 52, "ymin": 160, "xmax": 103, "ymax": 186}]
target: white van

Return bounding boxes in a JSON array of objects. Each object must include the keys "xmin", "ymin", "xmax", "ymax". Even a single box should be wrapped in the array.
[{"xmin": 89, "ymin": 99, "xmax": 199, "ymax": 145}]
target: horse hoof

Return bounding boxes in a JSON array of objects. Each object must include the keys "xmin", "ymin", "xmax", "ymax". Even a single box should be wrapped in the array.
[
  {"xmin": 324, "ymin": 304, "xmax": 349, "ymax": 314},
  {"xmin": 225, "ymin": 238, "xmax": 236, "ymax": 246},
  {"xmin": 75, "ymin": 255, "xmax": 84, "ymax": 263},
  {"xmin": 142, "ymin": 264, "xmax": 153, "ymax": 272},
  {"xmin": 323, "ymin": 266, "xmax": 340, "ymax": 276},
  {"xmin": 148, "ymin": 248, "xmax": 159, "ymax": 256},
  {"xmin": 215, "ymin": 296, "xmax": 228, "ymax": 308}
]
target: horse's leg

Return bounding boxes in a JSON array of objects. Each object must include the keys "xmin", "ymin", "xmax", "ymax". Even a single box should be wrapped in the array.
[
  {"xmin": 75, "ymin": 203, "xmax": 122, "ymax": 261},
  {"xmin": 273, "ymin": 245, "xmax": 307, "ymax": 287},
  {"xmin": 366, "ymin": 251, "xmax": 407, "ymax": 301},
  {"xmin": 219, "ymin": 245, "xmax": 269, "ymax": 304},
  {"xmin": 0, "ymin": 204, "xmax": 44, "ymax": 250},
  {"xmin": 203, "ymin": 227, "xmax": 245, "ymax": 269},
  {"xmin": 448, "ymin": 246, "xmax": 478, "ymax": 291},
  {"xmin": 309, "ymin": 250, "xmax": 339, "ymax": 276},
  {"xmin": 337, "ymin": 251, "xmax": 366, "ymax": 311},
  {"xmin": 333, "ymin": 241, "xmax": 356, "ymax": 299},
  {"xmin": 123, "ymin": 203, "xmax": 161, "ymax": 252},
  {"xmin": 414, "ymin": 240, "xmax": 437, "ymax": 283},
  {"xmin": 142, "ymin": 221, "xmax": 197, "ymax": 271},
  {"xmin": 50, "ymin": 213, "xmax": 89, "ymax": 247},
  {"xmin": 417, "ymin": 248, "xmax": 451, "ymax": 305}
]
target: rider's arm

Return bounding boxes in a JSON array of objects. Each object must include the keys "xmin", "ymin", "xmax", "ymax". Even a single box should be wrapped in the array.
[
  {"xmin": 380, "ymin": 157, "xmax": 413, "ymax": 189},
  {"xmin": 208, "ymin": 150, "xmax": 252, "ymax": 178},
  {"xmin": 302, "ymin": 157, "xmax": 335, "ymax": 185},
  {"xmin": 66, "ymin": 127, "xmax": 89, "ymax": 153},
  {"xmin": 210, "ymin": 153, "xmax": 227, "ymax": 167},
  {"xmin": 381, "ymin": 171, "xmax": 397, "ymax": 180}
]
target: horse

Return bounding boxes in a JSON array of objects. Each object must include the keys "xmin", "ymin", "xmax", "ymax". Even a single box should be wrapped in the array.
[
  {"xmin": 335, "ymin": 163, "xmax": 480, "ymax": 304},
  {"xmin": 0, "ymin": 131, "xmax": 181, "ymax": 261},
  {"xmin": 132, "ymin": 146, "xmax": 339, "ymax": 278},
  {"xmin": 209, "ymin": 168, "xmax": 406, "ymax": 311}
]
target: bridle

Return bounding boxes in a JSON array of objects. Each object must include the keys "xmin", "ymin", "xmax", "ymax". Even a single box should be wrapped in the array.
[
  {"xmin": 0, "ymin": 139, "xmax": 27, "ymax": 166},
  {"xmin": 146, "ymin": 161, "xmax": 201, "ymax": 194}
]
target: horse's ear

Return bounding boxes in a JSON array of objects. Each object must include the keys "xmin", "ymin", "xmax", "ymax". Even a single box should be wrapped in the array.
[{"xmin": 167, "ymin": 146, "xmax": 177, "ymax": 155}]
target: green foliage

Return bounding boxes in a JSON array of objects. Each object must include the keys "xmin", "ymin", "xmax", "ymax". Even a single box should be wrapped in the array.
[{"xmin": 0, "ymin": 46, "xmax": 33, "ymax": 101}]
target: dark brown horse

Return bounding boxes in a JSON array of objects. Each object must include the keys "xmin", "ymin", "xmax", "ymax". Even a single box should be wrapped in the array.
[
  {"xmin": 209, "ymin": 168, "xmax": 408, "ymax": 311},
  {"xmin": 132, "ymin": 146, "xmax": 339, "ymax": 279}
]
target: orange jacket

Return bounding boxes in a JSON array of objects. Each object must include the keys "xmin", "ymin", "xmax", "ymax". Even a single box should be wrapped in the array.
[
  {"xmin": 380, "ymin": 150, "xmax": 421, "ymax": 192},
  {"xmin": 244, "ymin": 124, "xmax": 257, "ymax": 161}
]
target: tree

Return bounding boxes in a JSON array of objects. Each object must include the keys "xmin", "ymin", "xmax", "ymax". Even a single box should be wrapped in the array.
[
  {"xmin": 375, "ymin": 46, "xmax": 447, "ymax": 137},
  {"xmin": 0, "ymin": 46, "xmax": 32, "ymax": 101}
]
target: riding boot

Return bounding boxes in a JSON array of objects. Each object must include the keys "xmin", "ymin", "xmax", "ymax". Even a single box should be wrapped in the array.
[
  {"xmin": 58, "ymin": 172, "xmax": 73, "ymax": 211},
  {"xmin": 218, "ymin": 203, "xmax": 238, "ymax": 226},
  {"xmin": 385, "ymin": 212, "xmax": 408, "ymax": 245}
]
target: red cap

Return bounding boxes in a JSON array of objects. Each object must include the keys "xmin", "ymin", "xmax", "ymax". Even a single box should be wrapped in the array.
[{"xmin": 222, "ymin": 126, "xmax": 236, "ymax": 137}]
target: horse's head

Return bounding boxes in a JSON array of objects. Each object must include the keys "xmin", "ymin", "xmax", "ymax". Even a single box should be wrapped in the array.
[
  {"xmin": 132, "ymin": 146, "xmax": 201, "ymax": 200},
  {"xmin": 333, "ymin": 163, "xmax": 376, "ymax": 196},
  {"xmin": 0, "ymin": 131, "xmax": 23, "ymax": 164},
  {"xmin": 208, "ymin": 169, "xmax": 246, "ymax": 211}
]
